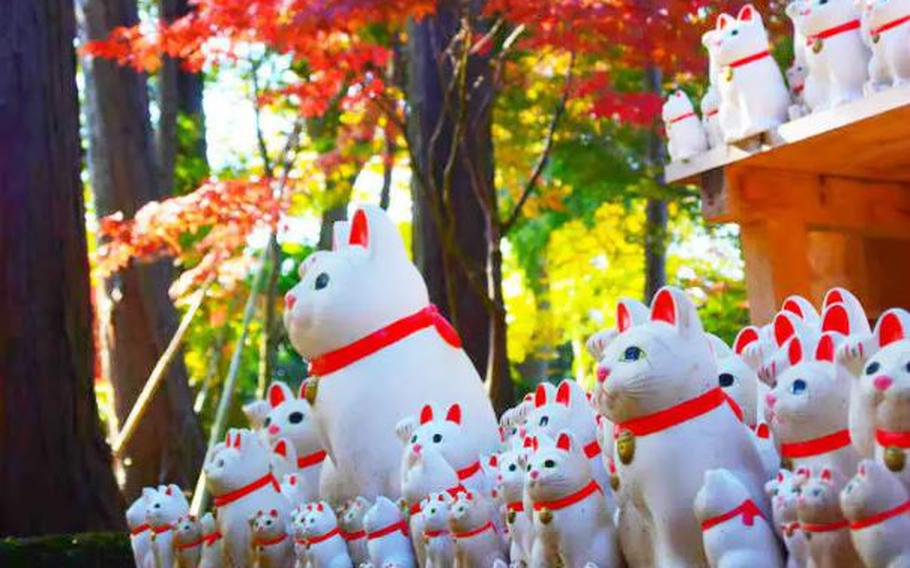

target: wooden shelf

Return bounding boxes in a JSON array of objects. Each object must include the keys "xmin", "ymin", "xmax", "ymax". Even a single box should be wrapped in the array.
[{"xmin": 666, "ymin": 84, "xmax": 910, "ymax": 185}]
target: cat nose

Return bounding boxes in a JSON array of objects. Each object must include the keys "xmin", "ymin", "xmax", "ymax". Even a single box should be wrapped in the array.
[
  {"xmin": 284, "ymin": 292, "xmax": 297, "ymax": 311},
  {"xmin": 596, "ymin": 365, "xmax": 610, "ymax": 383},
  {"xmin": 873, "ymin": 375, "xmax": 894, "ymax": 391},
  {"xmin": 268, "ymin": 424, "xmax": 280, "ymax": 435},
  {"xmin": 412, "ymin": 443, "xmax": 422, "ymax": 455},
  {"xmin": 765, "ymin": 393, "xmax": 777, "ymax": 409},
  {"xmin": 529, "ymin": 470, "xmax": 539, "ymax": 480}
]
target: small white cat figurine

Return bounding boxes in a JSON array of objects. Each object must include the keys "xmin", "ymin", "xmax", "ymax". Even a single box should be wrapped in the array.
[
  {"xmin": 297, "ymin": 502, "xmax": 354, "ymax": 568},
  {"xmin": 173, "ymin": 514, "xmax": 203, "ymax": 568},
  {"xmin": 862, "ymin": 0, "xmax": 910, "ymax": 92},
  {"xmin": 796, "ymin": 467, "xmax": 863, "ymax": 568},
  {"xmin": 841, "ymin": 459, "xmax": 910, "ymax": 568},
  {"xmin": 448, "ymin": 490, "xmax": 507, "ymax": 568},
  {"xmin": 700, "ymin": 87, "xmax": 724, "ymax": 148},
  {"xmin": 422, "ymin": 492, "xmax": 457, "ymax": 568},
  {"xmin": 493, "ymin": 448, "xmax": 533, "ymax": 566},
  {"xmin": 263, "ymin": 381, "xmax": 326, "ymax": 501},
  {"xmin": 146, "ymin": 484, "xmax": 190, "ymax": 568},
  {"xmin": 126, "ymin": 492, "xmax": 154, "ymax": 568},
  {"xmin": 338, "ymin": 496, "xmax": 371, "ymax": 566},
  {"xmin": 663, "ymin": 90, "xmax": 708, "ymax": 161},
  {"xmin": 787, "ymin": 61, "xmax": 810, "ymax": 119},
  {"xmin": 694, "ymin": 468, "xmax": 783, "ymax": 568},
  {"xmin": 711, "ymin": 5, "xmax": 790, "ymax": 142},
  {"xmin": 789, "ymin": 0, "xmax": 870, "ymax": 111},
  {"xmin": 198, "ymin": 512, "xmax": 223, "ymax": 568},
  {"xmin": 250, "ymin": 508, "xmax": 295, "ymax": 568},
  {"xmin": 363, "ymin": 495, "xmax": 415, "ymax": 568},
  {"xmin": 526, "ymin": 431, "xmax": 620, "ymax": 568},
  {"xmin": 766, "ymin": 470, "xmax": 810, "ymax": 568}
]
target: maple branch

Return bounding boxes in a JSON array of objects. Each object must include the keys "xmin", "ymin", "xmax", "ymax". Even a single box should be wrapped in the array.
[
  {"xmin": 501, "ymin": 50, "xmax": 575, "ymax": 234},
  {"xmin": 249, "ymin": 58, "xmax": 274, "ymax": 176}
]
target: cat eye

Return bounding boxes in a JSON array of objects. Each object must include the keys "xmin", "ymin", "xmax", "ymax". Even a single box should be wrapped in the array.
[
  {"xmin": 314, "ymin": 272, "xmax": 330, "ymax": 290},
  {"xmin": 264, "ymin": 417, "xmax": 271, "ymax": 427},
  {"xmin": 905, "ymin": 361, "xmax": 910, "ymax": 373},
  {"xmin": 526, "ymin": 463, "xmax": 532, "ymax": 472},
  {"xmin": 791, "ymin": 379, "xmax": 807, "ymax": 395},
  {"xmin": 544, "ymin": 459, "xmax": 556, "ymax": 468},
  {"xmin": 432, "ymin": 433, "xmax": 443, "ymax": 443},
  {"xmin": 866, "ymin": 362, "xmax": 880, "ymax": 375},
  {"xmin": 410, "ymin": 434, "xmax": 418, "ymax": 444},
  {"xmin": 539, "ymin": 416, "xmax": 549, "ymax": 427},
  {"xmin": 289, "ymin": 411, "xmax": 304, "ymax": 424},
  {"xmin": 622, "ymin": 346, "xmax": 644, "ymax": 362},
  {"xmin": 508, "ymin": 464, "xmax": 517, "ymax": 472},
  {"xmin": 731, "ymin": 29, "xmax": 739, "ymax": 36},
  {"xmin": 718, "ymin": 373, "xmax": 735, "ymax": 388}
]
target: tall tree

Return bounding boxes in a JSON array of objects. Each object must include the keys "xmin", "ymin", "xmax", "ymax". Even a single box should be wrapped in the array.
[
  {"xmin": 78, "ymin": 0, "xmax": 205, "ymax": 500},
  {"xmin": 0, "ymin": 0, "xmax": 123, "ymax": 535}
]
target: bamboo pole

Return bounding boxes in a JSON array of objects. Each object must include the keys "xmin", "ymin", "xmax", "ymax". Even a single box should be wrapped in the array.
[{"xmin": 111, "ymin": 278, "xmax": 213, "ymax": 456}]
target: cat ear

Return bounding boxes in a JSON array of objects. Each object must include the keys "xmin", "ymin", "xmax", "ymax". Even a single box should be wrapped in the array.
[
  {"xmin": 734, "ymin": 326, "xmax": 760, "ymax": 355},
  {"xmin": 555, "ymin": 381, "xmax": 571, "ymax": 407},
  {"xmin": 814, "ymin": 333, "xmax": 836, "ymax": 362},
  {"xmin": 716, "ymin": 13, "xmax": 734, "ymax": 30},
  {"xmin": 267, "ymin": 382, "xmax": 293, "ymax": 408},
  {"xmin": 616, "ymin": 298, "xmax": 648, "ymax": 333},
  {"xmin": 773, "ymin": 312, "xmax": 797, "ymax": 347},
  {"xmin": 820, "ymin": 468, "xmax": 833, "ymax": 483},
  {"xmin": 650, "ymin": 287, "xmax": 701, "ymax": 337},
  {"xmin": 788, "ymin": 337, "xmax": 804, "ymax": 366},
  {"xmin": 737, "ymin": 4, "xmax": 760, "ymax": 24},
  {"xmin": 556, "ymin": 432, "xmax": 572, "ymax": 452},
  {"xmin": 534, "ymin": 383, "xmax": 548, "ymax": 408},
  {"xmin": 617, "ymin": 302, "xmax": 632, "ymax": 333},
  {"xmin": 782, "ymin": 295, "xmax": 820, "ymax": 326},
  {"xmin": 420, "ymin": 404, "xmax": 434, "ymax": 425},
  {"xmin": 822, "ymin": 303, "xmax": 850, "ymax": 335},
  {"xmin": 445, "ymin": 403, "xmax": 462, "ymax": 425},
  {"xmin": 875, "ymin": 309, "xmax": 910, "ymax": 348},
  {"xmin": 346, "ymin": 205, "xmax": 408, "ymax": 262}
]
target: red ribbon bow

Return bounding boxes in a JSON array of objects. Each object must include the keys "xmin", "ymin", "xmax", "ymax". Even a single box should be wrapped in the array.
[{"xmin": 701, "ymin": 499, "xmax": 764, "ymax": 531}]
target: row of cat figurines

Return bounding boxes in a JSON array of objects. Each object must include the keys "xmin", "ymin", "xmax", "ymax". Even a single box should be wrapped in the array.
[
  {"xmin": 126, "ymin": 284, "xmax": 910, "ymax": 568},
  {"xmin": 664, "ymin": 0, "xmax": 910, "ymax": 161}
]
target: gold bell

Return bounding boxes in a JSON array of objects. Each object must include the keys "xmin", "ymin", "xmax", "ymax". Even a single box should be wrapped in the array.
[
  {"xmin": 812, "ymin": 38, "xmax": 824, "ymax": 54},
  {"xmin": 872, "ymin": 33, "xmax": 881, "ymax": 44},
  {"xmin": 507, "ymin": 510, "xmax": 516, "ymax": 525},
  {"xmin": 723, "ymin": 66, "xmax": 734, "ymax": 83},
  {"xmin": 537, "ymin": 508, "xmax": 553, "ymax": 525},
  {"xmin": 617, "ymin": 430, "xmax": 636, "ymax": 465},
  {"xmin": 610, "ymin": 474, "xmax": 620, "ymax": 492},
  {"xmin": 303, "ymin": 377, "xmax": 319, "ymax": 405},
  {"xmin": 781, "ymin": 457, "xmax": 793, "ymax": 471},
  {"xmin": 885, "ymin": 447, "xmax": 906, "ymax": 472}
]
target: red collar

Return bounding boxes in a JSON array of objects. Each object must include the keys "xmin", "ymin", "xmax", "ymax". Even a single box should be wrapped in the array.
[
  {"xmin": 728, "ymin": 50, "xmax": 771, "ymax": 69},
  {"xmin": 130, "ymin": 524, "xmax": 151, "ymax": 536},
  {"xmin": 457, "ymin": 461, "xmax": 482, "ymax": 481},
  {"xmin": 583, "ymin": 439, "xmax": 601, "ymax": 459},
  {"xmin": 850, "ymin": 499, "xmax": 910, "ymax": 530},
  {"xmin": 533, "ymin": 479, "xmax": 602, "ymax": 512},
  {"xmin": 341, "ymin": 529, "xmax": 365, "ymax": 541},
  {"xmin": 152, "ymin": 525, "xmax": 172, "ymax": 535},
  {"xmin": 256, "ymin": 533, "xmax": 288, "ymax": 547},
  {"xmin": 781, "ymin": 521, "xmax": 800, "ymax": 537},
  {"xmin": 202, "ymin": 531, "xmax": 222, "ymax": 546},
  {"xmin": 780, "ymin": 429, "xmax": 851, "ymax": 459},
  {"xmin": 792, "ymin": 84, "xmax": 805, "ymax": 95},
  {"xmin": 305, "ymin": 527, "xmax": 340, "ymax": 545},
  {"xmin": 700, "ymin": 499, "xmax": 764, "ymax": 531},
  {"xmin": 175, "ymin": 535, "xmax": 205, "ymax": 550},
  {"xmin": 298, "ymin": 449, "xmax": 328, "ymax": 469},
  {"xmin": 507, "ymin": 501, "xmax": 525, "ymax": 513},
  {"xmin": 668, "ymin": 112, "xmax": 697, "ymax": 125},
  {"xmin": 212, "ymin": 472, "xmax": 280, "ymax": 507},
  {"xmin": 801, "ymin": 519, "xmax": 849, "ymax": 533},
  {"xmin": 424, "ymin": 528, "xmax": 450, "ymax": 538},
  {"xmin": 876, "ymin": 428, "xmax": 910, "ymax": 449},
  {"xmin": 367, "ymin": 519, "xmax": 409, "ymax": 540},
  {"xmin": 807, "ymin": 19, "xmax": 860, "ymax": 43},
  {"xmin": 615, "ymin": 388, "xmax": 732, "ymax": 438},
  {"xmin": 308, "ymin": 305, "xmax": 461, "ymax": 377},
  {"xmin": 706, "ymin": 109, "xmax": 719, "ymax": 117},
  {"xmin": 871, "ymin": 14, "xmax": 910, "ymax": 36},
  {"xmin": 452, "ymin": 521, "xmax": 495, "ymax": 539}
]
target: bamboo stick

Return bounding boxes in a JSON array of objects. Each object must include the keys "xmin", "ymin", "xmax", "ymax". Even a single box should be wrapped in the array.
[{"xmin": 111, "ymin": 277, "xmax": 213, "ymax": 456}]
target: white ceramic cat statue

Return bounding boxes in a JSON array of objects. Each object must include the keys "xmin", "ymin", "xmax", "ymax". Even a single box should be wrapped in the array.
[
  {"xmin": 493, "ymin": 448, "xmax": 533, "ymax": 566},
  {"xmin": 250, "ymin": 508, "xmax": 295, "ymax": 568},
  {"xmin": 789, "ymin": 0, "xmax": 870, "ymax": 111},
  {"xmin": 663, "ymin": 90, "xmax": 708, "ymax": 161},
  {"xmin": 766, "ymin": 470, "xmax": 810, "ymax": 568},
  {"xmin": 146, "ymin": 484, "xmax": 190, "ymax": 568},
  {"xmin": 710, "ymin": 5, "xmax": 790, "ymax": 142},
  {"xmin": 421, "ymin": 492, "xmax": 457, "ymax": 568},
  {"xmin": 363, "ymin": 495, "xmax": 415, "ymax": 568},
  {"xmin": 841, "ymin": 459, "xmax": 910, "ymax": 568},
  {"xmin": 338, "ymin": 496, "xmax": 371, "ymax": 566},
  {"xmin": 203, "ymin": 429, "xmax": 290, "ymax": 566},
  {"xmin": 199, "ymin": 512, "xmax": 223, "ymax": 568},
  {"xmin": 173, "ymin": 514, "xmax": 203, "ymax": 568},
  {"xmin": 787, "ymin": 61, "xmax": 810, "ymax": 119},
  {"xmin": 283, "ymin": 204, "xmax": 499, "ymax": 501},
  {"xmin": 596, "ymin": 286, "xmax": 769, "ymax": 567},
  {"xmin": 297, "ymin": 502, "xmax": 354, "ymax": 568},
  {"xmin": 796, "ymin": 467, "xmax": 863, "ymax": 568},
  {"xmin": 526, "ymin": 431, "xmax": 621, "ymax": 568},
  {"xmin": 448, "ymin": 490, "xmax": 507, "ymax": 568},
  {"xmin": 694, "ymin": 468, "xmax": 783, "ymax": 568},
  {"xmin": 126, "ymin": 492, "xmax": 154, "ymax": 568},
  {"xmin": 862, "ymin": 0, "xmax": 910, "ymax": 92},
  {"xmin": 700, "ymin": 87, "xmax": 724, "ymax": 148},
  {"xmin": 264, "ymin": 381, "xmax": 326, "ymax": 501}
]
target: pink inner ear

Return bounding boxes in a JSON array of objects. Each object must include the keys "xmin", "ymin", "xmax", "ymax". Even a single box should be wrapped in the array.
[
  {"xmin": 822, "ymin": 304, "xmax": 850, "ymax": 335},
  {"xmin": 445, "ymin": 403, "xmax": 462, "ymax": 425},
  {"xmin": 268, "ymin": 383, "xmax": 286, "ymax": 408},
  {"xmin": 739, "ymin": 5, "xmax": 754, "ymax": 21},
  {"xmin": 788, "ymin": 338, "xmax": 803, "ymax": 366},
  {"xmin": 650, "ymin": 289, "xmax": 677, "ymax": 326},
  {"xmin": 825, "ymin": 289, "xmax": 844, "ymax": 308},
  {"xmin": 734, "ymin": 327, "xmax": 759, "ymax": 355},
  {"xmin": 348, "ymin": 209, "xmax": 369, "ymax": 248},
  {"xmin": 717, "ymin": 14, "xmax": 729, "ymax": 30},
  {"xmin": 821, "ymin": 469, "xmax": 832, "ymax": 481},
  {"xmin": 783, "ymin": 299, "xmax": 803, "ymax": 318},
  {"xmin": 523, "ymin": 437, "xmax": 533, "ymax": 449},
  {"xmin": 555, "ymin": 381, "xmax": 571, "ymax": 407},
  {"xmin": 879, "ymin": 312, "xmax": 905, "ymax": 347},
  {"xmin": 815, "ymin": 334, "xmax": 835, "ymax": 362},
  {"xmin": 420, "ymin": 404, "xmax": 434, "ymax": 425},
  {"xmin": 271, "ymin": 508, "xmax": 278, "ymax": 516},
  {"xmin": 617, "ymin": 303, "xmax": 632, "ymax": 332},
  {"xmin": 774, "ymin": 314, "xmax": 795, "ymax": 347},
  {"xmin": 557, "ymin": 433, "xmax": 571, "ymax": 451},
  {"xmin": 534, "ymin": 383, "xmax": 547, "ymax": 408}
]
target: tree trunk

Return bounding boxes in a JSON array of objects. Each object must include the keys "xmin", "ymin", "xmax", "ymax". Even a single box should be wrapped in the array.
[
  {"xmin": 78, "ymin": 0, "xmax": 205, "ymax": 501},
  {"xmin": 644, "ymin": 66, "xmax": 668, "ymax": 303},
  {"xmin": 406, "ymin": 1, "xmax": 495, "ymax": 386},
  {"xmin": 158, "ymin": 0, "xmax": 208, "ymax": 195},
  {"xmin": 318, "ymin": 201, "xmax": 348, "ymax": 251},
  {"xmin": 0, "ymin": 0, "xmax": 124, "ymax": 535}
]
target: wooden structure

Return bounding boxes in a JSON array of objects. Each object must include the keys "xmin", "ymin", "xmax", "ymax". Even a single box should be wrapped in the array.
[{"xmin": 666, "ymin": 85, "xmax": 910, "ymax": 324}]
